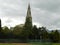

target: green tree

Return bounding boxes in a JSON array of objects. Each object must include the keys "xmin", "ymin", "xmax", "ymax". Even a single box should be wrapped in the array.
[
  {"xmin": 2, "ymin": 26, "xmax": 10, "ymax": 34},
  {"xmin": 50, "ymin": 30, "xmax": 60, "ymax": 42},
  {"xmin": 38, "ymin": 27, "xmax": 42, "ymax": 39},
  {"xmin": 13, "ymin": 25, "xmax": 23, "ymax": 38},
  {"xmin": 41, "ymin": 27, "xmax": 49, "ymax": 41},
  {"xmin": 2, "ymin": 26, "xmax": 11, "ymax": 38},
  {"xmin": 53, "ymin": 30, "xmax": 60, "ymax": 42},
  {"xmin": 32, "ymin": 25, "xmax": 38, "ymax": 39},
  {"xmin": 0, "ymin": 19, "xmax": 2, "ymax": 32}
]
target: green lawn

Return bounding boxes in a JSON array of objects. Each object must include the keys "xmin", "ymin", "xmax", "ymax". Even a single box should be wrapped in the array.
[
  {"xmin": 52, "ymin": 43, "xmax": 60, "ymax": 45},
  {"xmin": 0, "ymin": 43, "xmax": 59, "ymax": 45}
]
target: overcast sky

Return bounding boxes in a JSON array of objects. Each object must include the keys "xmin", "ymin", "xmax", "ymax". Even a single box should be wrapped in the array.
[{"xmin": 0, "ymin": 0, "xmax": 60, "ymax": 30}]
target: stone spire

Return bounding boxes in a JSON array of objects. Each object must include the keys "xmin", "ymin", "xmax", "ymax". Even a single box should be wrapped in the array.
[
  {"xmin": 24, "ymin": 3, "xmax": 32, "ymax": 30},
  {"xmin": 26, "ymin": 3, "xmax": 32, "ymax": 18},
  {"xmin": 22, "ymin": 4, "xmax": 32, "ymax": 39}
]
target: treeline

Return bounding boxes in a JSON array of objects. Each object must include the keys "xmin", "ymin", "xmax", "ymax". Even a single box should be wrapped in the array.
[{"xmin": 0, "ymin": 25, "xmax": 60, "ymax": 43}]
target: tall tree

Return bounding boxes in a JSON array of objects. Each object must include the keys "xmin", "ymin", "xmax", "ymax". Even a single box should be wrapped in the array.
[
  {"xmin": 41, "ymin": 27, "xmax": 49, "ymax": 41},
  {"xmin": 53, "ymin": 30, "xmax": 60, "ymax": 42},
  {"xmin": 0, "ymin": 19, "xmax": 3, "ymax": 38},
  {"xmin": 0, "ymin": 19, "xmax": 2, "ymax": 32},
  {"xmin": 38, "ymin": 27, "xmax": 42, "ymax": 39},
  {"xmin": 32, "ymin": 25, "xmax": 38, "ymax": 39}
]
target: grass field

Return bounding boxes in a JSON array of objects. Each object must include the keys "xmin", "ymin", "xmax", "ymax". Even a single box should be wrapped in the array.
[{"xmin": 0, "ymin": 43, "xmax": 60, "ymax": 45}]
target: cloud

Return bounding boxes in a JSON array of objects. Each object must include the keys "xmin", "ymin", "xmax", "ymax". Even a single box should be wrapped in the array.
[
  {"xmin": 0, "ymin": 0, "xmax": 60, "ymax": 30},
  {"xmin": 31, "ymin": 0, "xmax": 60, "ymax": 12},
  {"xmin": 30, "ymin": 0, "xmax": 60, "ymax": 30}
]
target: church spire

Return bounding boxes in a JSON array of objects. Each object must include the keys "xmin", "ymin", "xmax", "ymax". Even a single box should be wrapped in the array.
[
  {"xmin": 26, "ymin": 3, "xmax": 32, "ymax": 18},
  {"xmin": 22, "ymin": 3, "xmax": 32, "ymax": 39},
  {"xmin": 24, "ymin": 3, "xmax": 32, "ymax": 30}
]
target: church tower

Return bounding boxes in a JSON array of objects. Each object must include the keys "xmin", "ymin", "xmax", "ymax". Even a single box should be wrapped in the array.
[{"xmin": 24, "ymin": 4, "xmax": 32, "ymax": 30}]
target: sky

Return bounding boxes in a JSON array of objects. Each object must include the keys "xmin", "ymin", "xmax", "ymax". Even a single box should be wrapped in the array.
[{"xmin": 0, "ymin": 0, "xmax": 60, "ymax": 30}]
